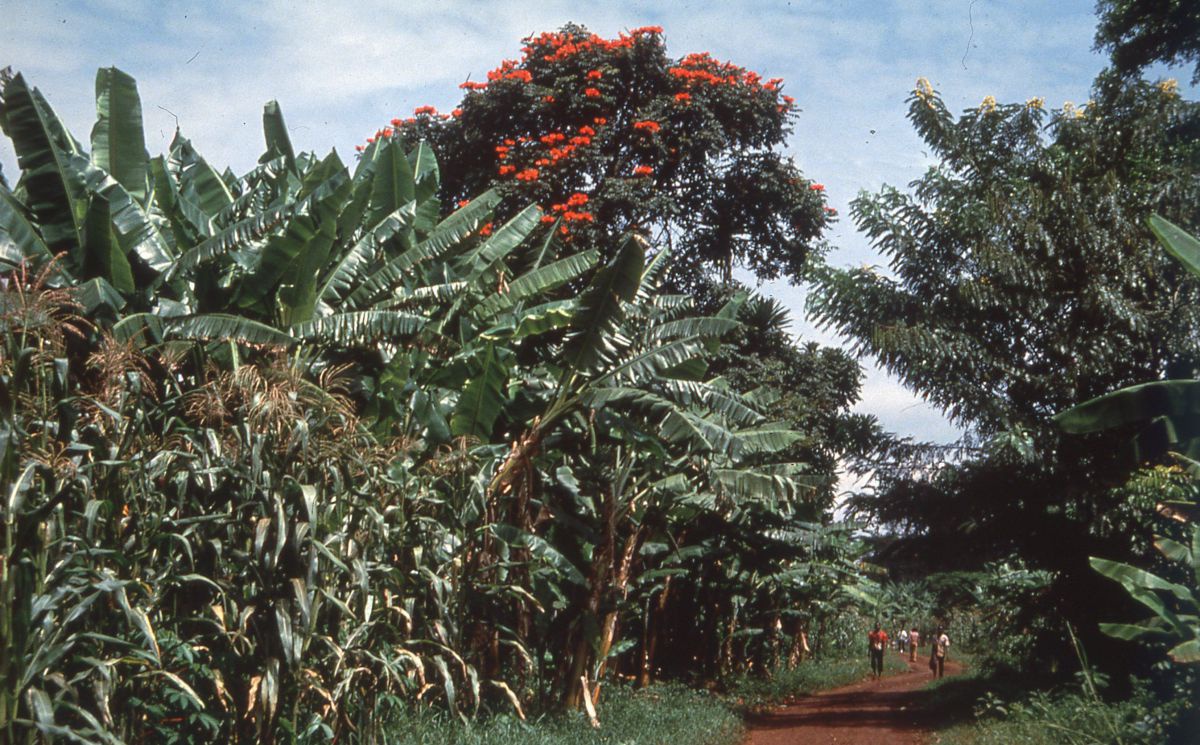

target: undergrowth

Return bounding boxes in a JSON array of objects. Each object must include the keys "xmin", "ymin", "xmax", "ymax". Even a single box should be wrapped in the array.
[
  {"xmin": 925, "ymin": 670, "xmax": 1194, "ymax": 745},
  {"xmin": 376, "ymin": 683, "xmax": 742, "ymax": 745}
]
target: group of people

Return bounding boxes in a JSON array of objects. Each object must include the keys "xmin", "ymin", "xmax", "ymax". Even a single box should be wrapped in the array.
[{"xmin": 866, "ymin": 623, "xmax": 950, "ymax": 680}]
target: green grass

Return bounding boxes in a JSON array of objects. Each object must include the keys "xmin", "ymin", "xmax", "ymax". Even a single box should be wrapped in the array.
[
  {"xmin": 723, "ymin": 650, "xmax": 912, "ymax": 708},
  {"xmin": 376, "ymin": 683, "xmax": 743, "ymax": 745},
  {"xmin": 917, "ymin": 669, "xmax": 1186, "ymax": 745}
]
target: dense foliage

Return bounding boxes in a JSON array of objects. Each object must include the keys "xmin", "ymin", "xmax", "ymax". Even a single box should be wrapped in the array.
[
  {"xmin": 0, "ymin": 67, "xmax": 873, "ymax": 743},
  {"xmin": 809, "ymin": 72, "xmax": 1200, "ymax": 680},
  {"xmin": 1096, "ymin": 0, "xmax": 1200, "ymax": 83}
]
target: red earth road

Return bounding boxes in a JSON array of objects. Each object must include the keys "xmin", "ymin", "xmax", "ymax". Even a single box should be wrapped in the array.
[{"xmin": 744, "ymin": 652, "xmax": 963, "ymax": 745}]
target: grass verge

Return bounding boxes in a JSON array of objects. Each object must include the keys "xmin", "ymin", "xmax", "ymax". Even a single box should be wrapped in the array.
[
  {"xmin": 724, "ymin": 650, "xmax": 912, "ymax": 710},
  {"xmin": 916, "ymin": 669, "xmax": 1189, "ymax": 745},
  {"xmin": 378, "ymin": 683, "xmax": 743, "ymax": 745}
]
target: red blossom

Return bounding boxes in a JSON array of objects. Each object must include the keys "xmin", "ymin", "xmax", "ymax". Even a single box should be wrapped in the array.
[
  {"xmin": 498, "ymin": 165, "xmax": 516, "ymax": 176},
  {"xmin": 673, "ymin": 92, "xmax": 692, "ymax": 103},
  {"xmin": 567, "ymin": 192, "xmax": 589, "ymax": 207},
  {"xmin": 515, "ymin": 168, "xmax": 540, "ymax": 181},
  {"xmin": 593, "ymin": 117, "xmax": 607, "ymax": 125},
  {"xmin": 535, "ymin": 158, "xmax": 551, "ymax": 166},
  {"xmin": 579, "ymin": 126, "xmax": 596, "ymax": 136},
  {"xmin": 632, "ymin": 165, "xmax": 653, "ymax": 176},
  {"xmin": 810, "ymin": 183, "xmax": 825, "ymax": 191},
  {"xmin": 630, "ymin": 25, "xmax": 663, "ymax": 35},
  {"xmin": 414, "ymin": 105, "xmax": 437, "ymax": 115},
  {"xmin": 587, "ymin": 70, "xmax": 603, "ymax": 80},
  {"xmin": 390, "ymin": 117, "xmax": 403, "ymax": 126},
  {"xmin": 457, "ymin": 200, "xmax": 471, "ymax": 208},
  {"xmin": 452, "ymin": 108, "xmax": 463, "ymax": 117},
  {"xmin": 543, "ymin": 95, "xmax": 556, "ymax": 103},
  {"xmin": 633, "ymin": 120, "xmax": 661, "ymax": 133},
  {"xmin": 540, "ymin": 214, "xmax": 557, "ymax": 224},
  {"xmin": 569, "ymin": 136, "xmax": 592, "ymax": 146},
  {"xmin": 460, "ymin": 81, "xmax": 488, "ymax": 91},
  {"xmin": 480, "ymin": 222, "xmax": 494, "ymax": 236},
  {"xmin": 584, "ymin": 87, "xmax": 601, "ymax": 98}
]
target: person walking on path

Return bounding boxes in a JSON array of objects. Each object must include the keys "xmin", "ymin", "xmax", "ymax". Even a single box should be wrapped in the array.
[
  {"xmin": 909, "ymin": 627, "xmax": 920, "ymax": 662},
  {"xmin": 868, "ymin": 624, "xmax": 889, "ymax": 679},
  {"xmin": 899, "ymin": 627, "xmax": 910, "ymax": 655},
  {"xmin": 931, "ymin": 626, "xmax": 950, "ymax": 678}
]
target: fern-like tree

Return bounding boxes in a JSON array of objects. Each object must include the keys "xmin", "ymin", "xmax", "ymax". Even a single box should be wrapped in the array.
[{"xmin": 809, "ymin": 72, "xmax": 1200, "ymax": 673}]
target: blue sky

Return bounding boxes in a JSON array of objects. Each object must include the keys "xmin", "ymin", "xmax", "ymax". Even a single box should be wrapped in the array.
[{"xmin": 2, "ymin": 0, "xmax": 1189, "ymax": 452}]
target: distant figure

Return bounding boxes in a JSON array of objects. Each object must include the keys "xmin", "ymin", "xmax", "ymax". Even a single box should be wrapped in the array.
[
  {"xmin": 931, "ymin": 626, "xmax": 950, "ymax": 678},
  {"xmin": 868, "ymin": 623, "xmax": 889, "ymax": 679},
  {"xmin": 909, "ymin": 627, "xmax": 920, "ymax": 662},
  {"xmin": 899, "ymin": 627, "xmax": 910, "ymax": 654}
]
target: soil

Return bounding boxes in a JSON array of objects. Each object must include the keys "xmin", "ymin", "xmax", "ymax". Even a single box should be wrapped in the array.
[{"xmin": 743, "ymin": 652, "xmax": 964, "ymax": 745}]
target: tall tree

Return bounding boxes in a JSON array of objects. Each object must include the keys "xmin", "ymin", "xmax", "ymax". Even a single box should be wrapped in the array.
[
  {"xmin": 809, "ymin": 72, "xmax": 1200, "ymax": 672},
  {"xmin": 373, "ymin": 24, "xmax": 833, "ymax": 291}
]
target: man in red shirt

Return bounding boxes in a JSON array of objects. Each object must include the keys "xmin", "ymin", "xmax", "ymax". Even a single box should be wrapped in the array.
[{"xmin": 868, "ymin": 624, "xmax": 889, "ymax": 679}]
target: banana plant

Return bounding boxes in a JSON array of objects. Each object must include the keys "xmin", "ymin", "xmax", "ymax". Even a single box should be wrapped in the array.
[{"xmin": 1057, "ymin": 214, "xmax": 1200, "ymax": 665}]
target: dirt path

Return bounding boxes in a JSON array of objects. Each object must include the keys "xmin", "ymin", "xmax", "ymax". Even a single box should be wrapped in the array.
[{"xmin": 744, "ymin": 652, "xmax": 964, "ymax": 745}]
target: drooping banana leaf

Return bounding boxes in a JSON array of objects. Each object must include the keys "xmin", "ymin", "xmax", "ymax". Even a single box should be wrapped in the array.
[
  {"xmin": 0, "ymin": 73, "xmax": 85, "ymax": 255},
  {"xmin": 562, "ymin": 235, "xmax": 645, "ymax": 373},
  {"xmin": 450, "ymin": 344, "xmax": 510, "ymax": 439},
  {"xmin": 81, "ymin": 193, "xmax": 134, "ymax": 294},
  {"xmin": 1150, "ymin": 213, "xmax": 1200, "ymax": 279}
]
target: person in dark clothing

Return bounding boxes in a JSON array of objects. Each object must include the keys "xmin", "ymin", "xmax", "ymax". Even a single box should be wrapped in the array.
[{"xmin": 868, "ymin": 623, "xmax": 888, "ymax": 679}]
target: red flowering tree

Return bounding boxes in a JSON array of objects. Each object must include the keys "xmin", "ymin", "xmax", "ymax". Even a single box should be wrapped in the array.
[{"xmin": 367, "ymin": 24, "xmax": 831, "ymax": 289}]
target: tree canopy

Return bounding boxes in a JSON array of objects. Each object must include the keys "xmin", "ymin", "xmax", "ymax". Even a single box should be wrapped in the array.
[
  {"xmin": 1096, "ymin": 0, "xmax": 1200, "ymax": 82},
  {"xmin": 373, "ymin": 24, "xmax": 832, "ymax": 291}
]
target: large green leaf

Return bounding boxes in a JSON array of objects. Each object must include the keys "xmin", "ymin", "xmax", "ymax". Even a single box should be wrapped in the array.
[
  {"xmin": 261, "ymin": 100, "xmax": 296, "ymax": 173},
  {"xmin": 168, "ymin": 131, "xmax": 234, "ymax": 218},
  {"xmin": 235, "ymin": 163, "xmax": 350, "ymax": 317},
  {"xmin": 343, "ymin": 195, "xmax": 498, "ymax": 309},
  {"xmin": 1168, "ymin": 638, "xmax": 1200, "ymax": 664},
  {"xmin": 0, "ymin": 184, "xmax": 54, "ymax": 266},
  {"xmin": 82, "ymin": 193, "xmax": 135, "ymax": 294},
  {"xmin": 450, "ymin": 344, "xmax": 509, "ymax": 439},
  {"xmin": 290, "ymin": 310, "xmax": 425, "ymax": 345},
  {"xmin": 91, "ymin": 67, "xmax": 147, "ymax": 202},
  {"xmin": 74, "ymin": 154, "xmax": 175, "ymax": 274},
  {"xmin": 164, "ymin": 313, "xmax": 295, "ymax": 345},
  {"xmin": 409, "ymin": 140, "xmax": 439, "ymax": 204},
  {"xmin": 366, "ymin": 138, "xmax": 416, "ymax": 230},
  {"xmin": 458, "ymin": 204, "xmax": 541, "ymax": 280},
  {"xmin": 1055, "ymin": 380, "xmax": 1200, "ymax": 434},
  {"xmin": 562, "ymin": 235, "xmax": 645, "ymax": 373},
  {"xmin": 1150, "ymin": 213, "xmax": 1200, "ymax": 279},
  {"xmin": 167, "ymin": 203, "xmax": 290, "ymax": 279},
  {"xmin": 0, "ymin": 73, "xmax": 84, "ymax": 255},
  {"xmin": 474, "ymin": 249, "xmax": 599, "ymax": 319}
]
